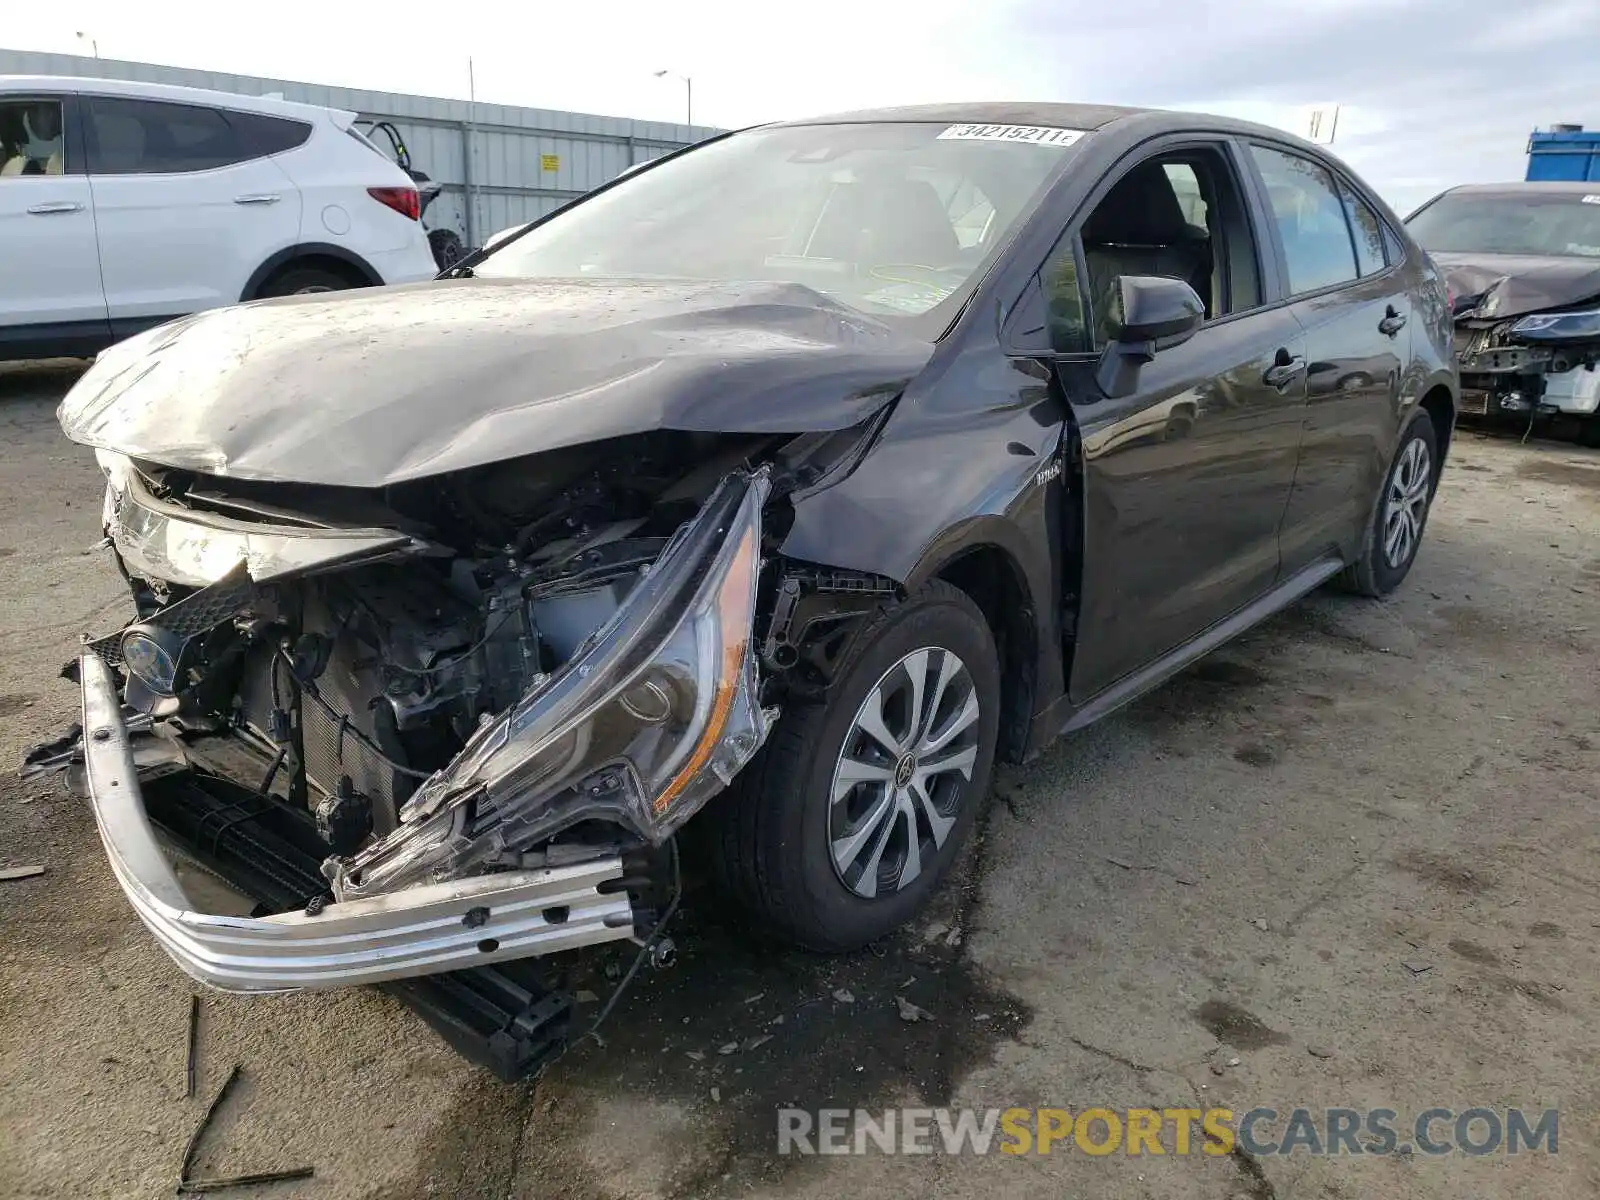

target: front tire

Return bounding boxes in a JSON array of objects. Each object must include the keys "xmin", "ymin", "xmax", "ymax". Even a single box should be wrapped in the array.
[
  {"xmin": 1338, "ymin": 408, "xmax": 1438, "ymax": 597},
  {"xmin": 701, "ymin": 581, "xmax": 1000, "ymax": 951}
]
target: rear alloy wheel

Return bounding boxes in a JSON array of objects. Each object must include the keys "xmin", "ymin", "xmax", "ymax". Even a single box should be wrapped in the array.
[
  {"xmin": 699, "ymin": 581, "xmax": 1000, "ymax": 950},
  {"xmin": 258, "ymin": 266, "xmax": 355, "ymax": 298},
  {"xmin": 1381, "ymin": 436, "xmax": 1432, "ymax": 570},
  {"xmin": 1338, "ymin": 408, "xmax": 1438, "ymax": 596}
]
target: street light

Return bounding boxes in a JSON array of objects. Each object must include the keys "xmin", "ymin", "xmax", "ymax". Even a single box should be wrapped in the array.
[
  {"xmin": 76, "ymin": 31, "xmax": 100, "ymax": 58},
  {"xmin": 653, "ymin": 70, "xmax": 692, "ymax": 127}
]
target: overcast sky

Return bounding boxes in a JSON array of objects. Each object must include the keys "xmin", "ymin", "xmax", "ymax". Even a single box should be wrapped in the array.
[{"xmin": 10, "ymin": 0, "xmax": 1598, "ymax": 211}]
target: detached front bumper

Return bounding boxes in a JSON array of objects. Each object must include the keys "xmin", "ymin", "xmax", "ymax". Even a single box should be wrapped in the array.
[{"xmin": 76, "ymin": 653, "xmax": 636, "ymax": 993}]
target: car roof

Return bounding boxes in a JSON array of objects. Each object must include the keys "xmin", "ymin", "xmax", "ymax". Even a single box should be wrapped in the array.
[
  {"xmin": 766, "ymin": 100, "xmax": 1350, "ymax": 166},
  {"xmin": 767, "ymin": 100, "xmax": 1312, "ymax": 143},
  {"xmin": 0, "ymin": 74, "xmax": 349, "ymax": 124},
  {"xmin": 771, "ymin": 101, "xmax": 1150, "ymax": 131},
  {"xmin": 1440, "ymin": 181, "xmax": 1600, "ymax": 198}
]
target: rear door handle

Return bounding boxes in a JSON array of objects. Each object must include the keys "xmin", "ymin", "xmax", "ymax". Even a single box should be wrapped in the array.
[
  {"xmin": 27, "ymin": 201, "xmax": 84, "ymax": 215},
  {"xmin": 1379, "ymin": 306, "xmax": 1407, "ymax": 337},
  {"xmin": 234, "ymin": 193, "xmax": 281, "ymax": 205},
  {"xmin": 1263, "ymin": 350, "xmax": 1306, "ymax": 389}
]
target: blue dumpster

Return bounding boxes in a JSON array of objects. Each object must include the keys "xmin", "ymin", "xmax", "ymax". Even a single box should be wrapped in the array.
[{"xmin": 1526, "ymin": 125, "xmax": 1600, "ymax": 182}]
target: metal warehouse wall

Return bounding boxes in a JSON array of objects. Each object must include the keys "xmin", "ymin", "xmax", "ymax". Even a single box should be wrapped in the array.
[{"xmin": 0, "ymin": 48, "xmax": 720, "ymax": 244}]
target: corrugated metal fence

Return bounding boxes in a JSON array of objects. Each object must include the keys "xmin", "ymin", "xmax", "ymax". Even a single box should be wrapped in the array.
[{"xmin": 0, "ymin": 48, "xmax": 719, "ymax": 244}]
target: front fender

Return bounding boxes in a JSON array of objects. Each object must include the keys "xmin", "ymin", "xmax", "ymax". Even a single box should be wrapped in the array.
[{"xmin": 778, "ymin": 343, "xmax": 1069, "ymax": 726}]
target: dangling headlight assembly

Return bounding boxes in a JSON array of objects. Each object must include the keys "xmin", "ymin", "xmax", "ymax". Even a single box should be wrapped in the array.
[{"xmin": 326, "ymin": 469, "xmax": 773, "ymax": 900}]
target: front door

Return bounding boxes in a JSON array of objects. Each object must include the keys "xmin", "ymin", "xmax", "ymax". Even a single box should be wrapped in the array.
[
  {"xmin": 0, "ymin": 93, "xmax": 109, "ymax": 345},
  {"xmin": 1063, "ymin": 309, "xmax": 1308, "ymax": 699},
  {"xmin": 1028, "ymin": 141, "xmax": 1308, "ymax": 701}
]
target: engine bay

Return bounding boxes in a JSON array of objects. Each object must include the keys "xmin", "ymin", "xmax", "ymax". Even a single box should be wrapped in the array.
[
  {"xmin": 56, "ymin": 423, "xmax": 907, "ymax": 905},
  {"xmin": 93, "ymin": 432, "xmax": 773, "ymax": 842}
]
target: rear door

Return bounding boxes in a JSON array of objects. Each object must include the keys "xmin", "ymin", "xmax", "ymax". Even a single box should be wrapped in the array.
[
  {"xmin": 1244, "ymin": 143, "xmax": 1409, "ymax": 571},
  {"xmin": 85, "ymin": 95, "xmax": 304, "ymax": 329},
  {"xmin": 1027, "ymin": 138, "xmax": 1309, "ymax": 700},
  {"xmin": 0, "ymin": 92, "xmax": 108, "ymax": 343}
]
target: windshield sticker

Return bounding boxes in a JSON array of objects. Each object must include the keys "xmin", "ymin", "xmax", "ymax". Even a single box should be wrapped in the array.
[{"xmin": 937, "ymin": 123, "xmax": 1086, "ymax": 147}]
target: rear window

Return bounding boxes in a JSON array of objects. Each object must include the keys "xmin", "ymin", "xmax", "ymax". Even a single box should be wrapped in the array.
[{"xmin": 1406, "ymin": 192, "xmax": 1600, "ymax": 259}]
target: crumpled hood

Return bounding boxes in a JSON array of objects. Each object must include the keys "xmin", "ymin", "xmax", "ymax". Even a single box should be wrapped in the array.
[
  {"xmin": 1434, "ymin": 252, "xmax": 1600, "ymax": 322},
  {"xmin": 58, "ymin": 277, "xmax": 933, "ymax": 487}
]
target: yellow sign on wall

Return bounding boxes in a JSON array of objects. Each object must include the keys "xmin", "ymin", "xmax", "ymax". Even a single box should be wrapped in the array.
[{"xmin": 540, "ymin": 154, "xmax": 560, "ymax": 172}]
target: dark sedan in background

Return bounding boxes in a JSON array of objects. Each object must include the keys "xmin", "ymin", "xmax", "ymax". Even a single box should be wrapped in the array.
[
  {"xmin": 1407, "ymin": 181, "xmax": 1600, "ymax": 444},
  {"xmin": 33, "ymin": 101, "xmax": 1456, "ymax": 1076}
]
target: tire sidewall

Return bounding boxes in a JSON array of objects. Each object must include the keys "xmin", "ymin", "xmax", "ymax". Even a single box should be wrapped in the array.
[
  {"xmin": 781, "ymin": 590, "xmax": 1001, "ymax": 944},
  {"xmin": 259, "ymin": 267, "xmax": 352, "ymax": 299},
  {"xmin": 1368, "ymin": 409, "xmax": 1438, "ymax": 593}
]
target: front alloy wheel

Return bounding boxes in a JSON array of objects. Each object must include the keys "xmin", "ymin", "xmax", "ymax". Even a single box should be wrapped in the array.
[
  {"xmin": 699, "ymin": 581, "xmax": 1001, "ymax": 951},
  {"xmin": 828, "ymin": 647, "xmax": 980, "ymax": 899}
]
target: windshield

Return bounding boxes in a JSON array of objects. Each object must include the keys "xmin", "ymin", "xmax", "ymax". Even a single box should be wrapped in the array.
[
  {"xmin": 474, "ymin": 121, "xmax": 1086, "ymax": 327},
  {"xmin": 1407, "ymin": 192, "xmax": 1600, "ymax": 259}
]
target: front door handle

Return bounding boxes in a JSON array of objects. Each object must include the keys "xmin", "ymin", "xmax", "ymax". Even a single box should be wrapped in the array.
[
  {"xmin": 234, "ymin": 193, "xmax": 281, "ymax": 205},
  {"xmin": 27, "ymin": 201, "xmax": 84, "ymax": 215},
  {"xmin": 1378, "ymin": 305, "xmax": 1407, "ymax": 337},
  {"xmin": 1263, "ymin": 349, "xmax": 1306, "ymax": 390}
]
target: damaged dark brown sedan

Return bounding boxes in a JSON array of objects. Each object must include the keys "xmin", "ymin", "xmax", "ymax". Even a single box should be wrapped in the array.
[{"xmin": 30, "ymin": 102, "xmax": 1457, "ymax": 1076}]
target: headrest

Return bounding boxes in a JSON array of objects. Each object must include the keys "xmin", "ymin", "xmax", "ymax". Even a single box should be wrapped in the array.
[{"xmin": 1083, "ymin": 161, "xmax": 1197, "ymax": 246}]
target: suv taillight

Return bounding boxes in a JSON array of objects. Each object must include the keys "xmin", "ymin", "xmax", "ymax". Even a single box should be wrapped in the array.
[{"xmin": 368, "ymin": 186, "xmax": 420, "ymax": 221}]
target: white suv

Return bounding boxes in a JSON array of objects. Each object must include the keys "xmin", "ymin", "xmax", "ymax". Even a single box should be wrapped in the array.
[{"xmin": 0, "ymin": 75, "xmax": 439, "ymax": 360}]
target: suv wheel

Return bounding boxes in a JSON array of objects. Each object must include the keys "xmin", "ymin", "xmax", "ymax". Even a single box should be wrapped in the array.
[
  {"xmin": 258, "ymin": 266, "xmax": 355, "ymax": 298},
  {"xmin": 701, "ymin": 581, "xmax": 1000, "ymax": 951},
  {"xmin": 1338, "ymin": 408, "xmax": 1438, "ymax": 597}
]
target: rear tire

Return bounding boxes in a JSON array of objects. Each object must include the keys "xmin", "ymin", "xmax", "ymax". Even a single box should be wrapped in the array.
[
  {"xmin": 257, "ymin": 266, "xmax": 357, "ymax": 298},
  {"xmin": 1337, "ymin": 408, "xmax": 1438, "ymax": 597},
  {"xmin": 699, "ymin": 581, "xmax": 1000, "ymax": 951}
]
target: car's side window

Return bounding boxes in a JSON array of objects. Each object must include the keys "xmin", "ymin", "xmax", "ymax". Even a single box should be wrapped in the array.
[
  {"xmin": 0, "ymin": 98, "xmax": 70, "ymax": 177},
  {"xmin": 227, "ymin": 110, "xmax": 313, "ymax": 159},
  {"xmin": 1338, "ymin": 179, "xmax": 1386, "ymax": 277},
  {"xmin": 1248, "ymin": 144, "xmax": 1360, "ymax": 295},
  {"xmin": 1040, "ymin": 246, "xmax": 1089, "ymax": 352},
  {"xmin": 86, "ymin": 98, "xmax": 251, "ymax": 175},
  {"xmin": 1038, "ymin": 144, "xmax": 1263, "ymax": 354},
  {"xmin": 1380, "ymin": 221, "xmax": 1406, "ymax": 267}
]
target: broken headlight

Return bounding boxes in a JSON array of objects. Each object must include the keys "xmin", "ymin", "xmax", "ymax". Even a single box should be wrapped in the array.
[
  {"xmin": 1510, "ymin": 308, "xmax": 1600, "ymax": 342},
  {"xmin": 325, "ymin": 469, "xmax": 772, "ymax": 899},
  {"xmin": 95, "ymin": 450, "xmax": 424, "ymax": 586}
]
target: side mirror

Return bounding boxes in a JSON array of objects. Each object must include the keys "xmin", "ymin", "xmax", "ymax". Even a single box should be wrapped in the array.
[{"xmin": 1094, "ymin": 275, "xmax": 1205, "ymax": 400}]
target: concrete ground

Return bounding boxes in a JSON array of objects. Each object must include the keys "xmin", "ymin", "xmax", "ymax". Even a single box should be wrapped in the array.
[{"xmin": 1, "ymin": 359, "xmax": 1597, "ymax": 1200}]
